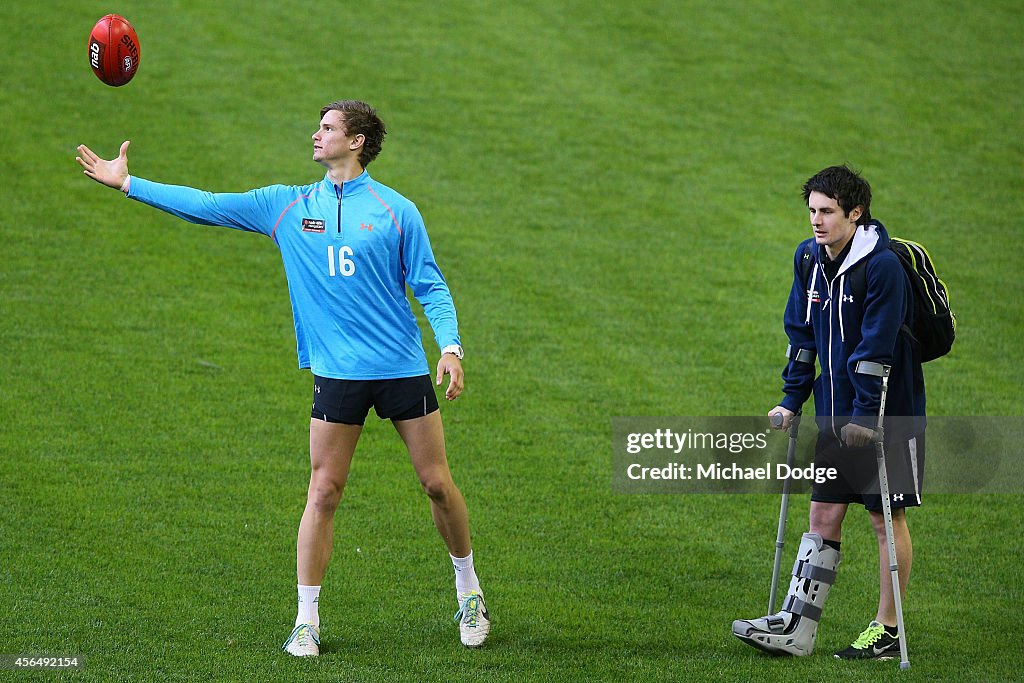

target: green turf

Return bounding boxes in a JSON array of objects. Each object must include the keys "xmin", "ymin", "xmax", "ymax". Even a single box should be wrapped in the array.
[{"xmin": 2, "ymin": 0, "xmax": 1023, "ymax": 680}]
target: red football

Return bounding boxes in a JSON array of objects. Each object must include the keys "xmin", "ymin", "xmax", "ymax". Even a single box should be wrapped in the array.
[{"xmin": 88, "ymin": 14, "xmax": 140, "ymax": 86}]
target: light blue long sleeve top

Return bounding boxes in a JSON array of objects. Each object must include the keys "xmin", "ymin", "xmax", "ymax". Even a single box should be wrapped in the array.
[{"xmin": 128, "ymin": 170, "xmax": 460, "ymax": 379}]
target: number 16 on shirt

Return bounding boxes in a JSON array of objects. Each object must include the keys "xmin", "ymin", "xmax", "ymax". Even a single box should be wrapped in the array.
[{"xmin": 327, "ymin": 245, "xmax": 355, "ymax": 277}]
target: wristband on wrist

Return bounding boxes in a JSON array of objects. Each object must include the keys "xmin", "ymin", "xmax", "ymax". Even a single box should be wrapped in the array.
[
  {"xmin": 120, "ymin": 175, "xmax": 131, "ymax": 193},
  {"xmin": 440, "ymin": 344, "xmax": 464, "ymax": 360}
]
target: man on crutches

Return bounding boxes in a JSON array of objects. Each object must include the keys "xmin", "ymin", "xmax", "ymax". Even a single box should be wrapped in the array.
[{"xmin": 732, "ymin": 165, "xmax": 926, "ymax": 665}]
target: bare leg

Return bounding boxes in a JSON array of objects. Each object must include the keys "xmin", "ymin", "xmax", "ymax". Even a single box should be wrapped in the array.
[
  {"xmin": 809, "ymin": 501, "xmax": 849, "ymax": 541},
  {"xmin": 392, "ymin": 411, "xmax": 471, "ymax": 557},
  {"xmin": 296, "ymin": 419, "xmax": 362, "ymax": 585},
  {"xmin": 870, "ymin": 508, "xmax": 912, "ymax": 627}
]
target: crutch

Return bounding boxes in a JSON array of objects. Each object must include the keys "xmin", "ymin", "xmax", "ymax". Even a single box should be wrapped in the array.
[
  {"xmin": 768, "ymin": 409, "xmax": 800, "ymax": 615},
  {"xmin": 767, "ymin": 344, "xmax": 816, "ymax": 614},
  {"xmin": 855, "ymin": 360, "xmax": 911, "ymax": 670}
]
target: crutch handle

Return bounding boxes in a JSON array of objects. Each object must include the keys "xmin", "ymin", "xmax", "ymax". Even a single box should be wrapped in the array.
[{"xmin": 769, "ymin": 409, "xmax": 801, "ymax": 430}]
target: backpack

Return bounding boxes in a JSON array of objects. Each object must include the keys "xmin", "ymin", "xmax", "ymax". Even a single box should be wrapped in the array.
[{"xmin": 800, "ymin": 237, "xmax": 956, "ymax": 362}]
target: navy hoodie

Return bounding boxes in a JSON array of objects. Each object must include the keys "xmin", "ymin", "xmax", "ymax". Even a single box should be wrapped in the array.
[{"xmin": 779, "ymin": 221, "xmax": 926, "ymax": 440}]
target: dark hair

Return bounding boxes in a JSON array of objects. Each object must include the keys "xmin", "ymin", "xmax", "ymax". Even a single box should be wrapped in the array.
[
  {"xmin": 802, "ymin": 164, "xmax": 872, "ymax": 225},
  {"xmin": 319, "ymin": 100, "xmax": 387, "ymax": 167}
]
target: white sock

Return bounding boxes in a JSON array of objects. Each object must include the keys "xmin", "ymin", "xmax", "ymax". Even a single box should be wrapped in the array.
[
  {"xmin": 451, "ymin": 551, "xmax": 482, "ymax": 597},
  {"xmin": 296, "ymin": 584, "xmax": 321, "ymax": 628}
]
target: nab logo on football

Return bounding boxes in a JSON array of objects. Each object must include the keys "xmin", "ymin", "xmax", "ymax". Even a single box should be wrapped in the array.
[{"xmin": 89, "ymin": 39, "xmax": 103, "ymax": 70}]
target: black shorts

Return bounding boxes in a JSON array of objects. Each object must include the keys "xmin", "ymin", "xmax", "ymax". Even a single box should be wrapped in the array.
[
  {"xmin": 311, "ymin": 374, "xmax": 439, "ymax": 425},
  {"xmin": 811, "ymin": 430, "xmax": 925, "ymax": 512}
]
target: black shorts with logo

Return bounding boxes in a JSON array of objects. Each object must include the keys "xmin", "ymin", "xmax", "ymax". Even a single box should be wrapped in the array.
[
  {"xmin": 311, "ymin": 374, "xmax": 439, "ymax": 425},
  {"xmin": 811, "ymin": 430, "xmax": 925, "ymax": 512}
]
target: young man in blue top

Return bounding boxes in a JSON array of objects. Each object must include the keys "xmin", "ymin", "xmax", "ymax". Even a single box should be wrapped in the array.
[
  {"xmin": 76, "ymin": 100, "xmax": 490, "ymax": 655},
  {"xmin": 732, "ymin": 165, "xmax": 925, "ymax": 661}
]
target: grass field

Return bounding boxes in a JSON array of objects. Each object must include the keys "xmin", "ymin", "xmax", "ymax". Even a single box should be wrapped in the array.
[{"xmin": 2, "ymin": 1, "xmax": 1023, "ymax": 681}]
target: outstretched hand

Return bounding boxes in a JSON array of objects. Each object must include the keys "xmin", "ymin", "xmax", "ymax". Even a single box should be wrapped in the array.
[{"xmin": 76, "ymin": 140, "xmax": 131, "ymax": 189}]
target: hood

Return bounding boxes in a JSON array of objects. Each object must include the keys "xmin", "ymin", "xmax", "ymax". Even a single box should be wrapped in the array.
[
  {"xmin": 803, "ymin": 220, "xmax": 891, "ymax": 328},
  {"xmin": 825, "ymin": 220, "xmax": 891, "ymax": 278}
]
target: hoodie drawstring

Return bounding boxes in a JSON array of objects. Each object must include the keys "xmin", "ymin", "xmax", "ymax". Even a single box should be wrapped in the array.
[
  {"xmin": 838, "ymin": 273, "xmax": 846, "ymax": 342},
  {"xmin": 804, "ymin": 263, "xmax": 819, "ymax": 325}
]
